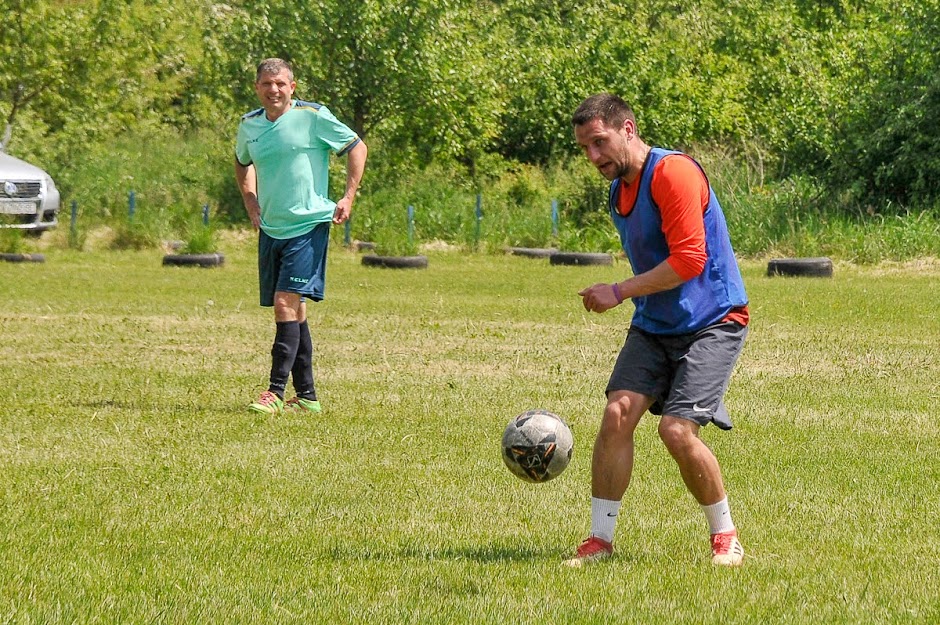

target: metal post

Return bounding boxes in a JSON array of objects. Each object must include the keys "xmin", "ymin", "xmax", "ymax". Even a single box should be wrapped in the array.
[
  {"xmin": 70, "ymin": 200, "xmax": 77, "ymax": 240},
  {"xmin": 551, "ymin": 198, "xmax": 559, "ymax": 239},
  {"xmin": 475, "ymin": 193, "xmax": 483, "ymax": 248},
  {"xmin": 202, "ymin": 204, "xmax": 209, "ymax": 226},
  {"xmin": 344, "ymin": 218, "xmax": 351, "ymax": 247},
  {"xmin": 128, "ymin": 191, "xmax": 136, "ymax": 221},
  {"xmin": 407, "ymin": 205, "xmax": 415, "ymax": 246}
]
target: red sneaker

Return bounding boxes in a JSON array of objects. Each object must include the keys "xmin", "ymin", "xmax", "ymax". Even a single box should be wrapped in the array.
[
  {"xmin": 248, "ymin": 390, "xmax": 284, "ymax": 415},
  {"xmin": 711, "ymin": 530, "xmax": 744, "ymax": 566},
  {"xmin": 563, "ymin": 536, "xmax": 613, "ymax": 568}
]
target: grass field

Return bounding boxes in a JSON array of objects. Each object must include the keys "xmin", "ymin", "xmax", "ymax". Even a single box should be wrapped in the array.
[{"xmin": 1, "ymin": 241, "xmax": 938, "ymax": 624}]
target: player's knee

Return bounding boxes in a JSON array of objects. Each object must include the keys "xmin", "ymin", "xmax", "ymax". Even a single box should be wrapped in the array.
[
  {"xmin": 273, "ymin": 292, "xmax": 302, "ymax": 321},
  {"xmin": 657, "ymin": 417, "xmax": 696, "ymax": 454},
  {"xmin": 600, "ymin": 395, "xmax": 637, "ymax": 438}
]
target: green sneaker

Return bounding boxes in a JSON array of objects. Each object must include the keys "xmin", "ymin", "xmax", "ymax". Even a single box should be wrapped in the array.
[
  {"xmin": 285, "ymin": 396, "xmax": 322, "ymax": 413},
  {"xmin": 249, "ymin": 390, "xmax": 284, "ymax": 415}
]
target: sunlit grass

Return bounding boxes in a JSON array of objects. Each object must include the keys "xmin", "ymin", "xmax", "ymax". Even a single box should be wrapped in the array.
[{"xmin": 1, "ymin": 243, "xmax": 938, "ymax": 623}]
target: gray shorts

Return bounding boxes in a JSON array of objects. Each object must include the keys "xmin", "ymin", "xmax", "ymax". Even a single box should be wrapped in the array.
[{"xmin": 606, "ymin": 321, "xmax": 748, "ymax": 430}]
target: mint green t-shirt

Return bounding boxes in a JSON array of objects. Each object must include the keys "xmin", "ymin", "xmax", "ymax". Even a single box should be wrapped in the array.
[{"xmin": 235, "ymin": 100, "xmax": 360, "ymax": 239}]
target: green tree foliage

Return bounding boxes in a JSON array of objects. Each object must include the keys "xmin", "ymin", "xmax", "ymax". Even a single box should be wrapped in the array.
[
  {"xmin": 491, "ymin": 0, "xmax": 620, "ymax": 163},
  {"xmin": 826, "ymin": 0, "xmax": 940, "ymax": 207},
  {"xmin": 0, "ymin": 0, "xmax": 200, "ymax": 181},
  {"xmin": 2, "ymin": 0, "xmax": 939, "ymax": 227},
  {"xmin": 192, "ymin": 0, "xmax": 509, "ymax": 183},
  {"xmin": 382, "ymin": 2, "xmax": 507, "ymax": 177},
  {"xmin": 0, "ymin": 0, "xmax": 71, "ymax": 140},
  {"xmin": 198, "ymin": 2, "xmax": 449, "ymax": 133},
  {"xmin": 613, "ymin": 1, "xmax": 756, "ymax": 149}
]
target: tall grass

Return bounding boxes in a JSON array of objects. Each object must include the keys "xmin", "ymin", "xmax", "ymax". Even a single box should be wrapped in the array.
[
  {"xmin": 702, "ymin": 144, "xmax": 940, "ymax": 262},
  {"xmin": 52, "ymin": 125, "xmax": 231, "ymax": 248},
  {"xmin": 0, "ymin": 243, "xmax": 938, "ymax": 623},
  {"xmin": 50, "ymin": 128, "xmax": 940, "ymax": 261},
  {"xmin": 0, "ymin": 229, "xmax": 26, "ymax": 254}
]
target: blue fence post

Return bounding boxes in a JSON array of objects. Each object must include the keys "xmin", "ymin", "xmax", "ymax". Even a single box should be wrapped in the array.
[
  {"xmin": 128, "ymin": 191, "xmax": 136, "ymax": 222},
  {"xmin": 344, "ymin": 218, "xmax": 351, "ymax": 247},
  {"xmin": 407, "ymin": 205, "xmax": 415, "ymax": 246},
  {"xmin": 202, "ymin": 204, "xmax": 209, "ymax": 226},
  {"xmin": 551, "ymin": 198, "xmax": 559, "ymax": 239},
  {"xmin": 475, "ymin": 193, "xmax": 483, "ymax": 248},
  {"xmin": 70, "ymin": 200, "xmax": 77, "ymax": 240}
]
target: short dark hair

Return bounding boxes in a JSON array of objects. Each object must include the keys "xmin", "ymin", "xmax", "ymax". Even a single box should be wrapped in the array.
[
  {"xmin": 255, "ymin": 58, "xmax": 293, "ymax": 82},
  {"xmin": 571, "ymin": 93, "xmax": 635, "ymax": 129}
]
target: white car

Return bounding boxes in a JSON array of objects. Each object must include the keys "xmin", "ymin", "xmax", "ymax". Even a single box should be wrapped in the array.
[{"xmin": 0, "ymin": 151, "xmax": 61, "ymax": 232}]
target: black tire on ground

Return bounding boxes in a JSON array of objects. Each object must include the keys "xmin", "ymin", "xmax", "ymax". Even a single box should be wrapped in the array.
[
  {"xmin": 0, "ymin": 253, "xmax": 45, "ymax": 263},
  {"xmin": 549, "ymin": 252, "xmax": 613, "ymax": 266},
  {"xmin": 507, "ymin": 247, "xmax": 557, "ymax": 258},
  {"xmin": 162, "ymin": 253, "xmax": 225, "ymax": 268},
  {"xmin": 361, "ymin": 255, "xmax": 429, "ymax": 269},
  {"xmin": 767, "ymin": 257, "xmax": 833, "ymax": 278}
]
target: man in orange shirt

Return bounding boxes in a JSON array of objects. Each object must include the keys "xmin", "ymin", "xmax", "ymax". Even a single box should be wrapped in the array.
[{"xmin": 566, "ymin": 93, "xmax": 749, "ymax": 567}]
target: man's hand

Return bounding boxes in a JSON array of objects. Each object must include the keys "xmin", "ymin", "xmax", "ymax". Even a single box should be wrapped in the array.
[
  {"xmin": 334, "ymin": 141, "xmax": 367, "ymax": 224},
  {"xmin": 244, "ymin": 196, "xmax": 262, "ymax": 230},
  {"xmin": 580, "ymin": 262, "xmax": 685, "ymax": 313},
  {"xmin": 333, "ymin": 196, "xmax": 352, "ymax": 224},
  {"xmin": 578, "ymin": 283, "xmax": 623, "ymax": 313}
]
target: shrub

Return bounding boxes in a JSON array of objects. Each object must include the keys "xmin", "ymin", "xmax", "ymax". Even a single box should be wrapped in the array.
[
  {"xmin": 0, "ymin": 229, "xmax": 24, "ymax": 254},
  {"xmin": 110, "ymin": 219, "xmax": 163, "ymax": 251},
  {"xmin": 369, "ymin": 222, "xmax": 419, "ymax": 257},
  {"xmin": 181, "ymin": 224, "xmax": 219, "ymax": 254}
]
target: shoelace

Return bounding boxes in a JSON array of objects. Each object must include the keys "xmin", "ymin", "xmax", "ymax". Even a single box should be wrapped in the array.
[
  {"xmin": 259, "ymin": 392, "xmax": 279, "ymax": 405},
  {"xmin": 711, "ymin": 533, "xmax": 738, "ymax": 552}
]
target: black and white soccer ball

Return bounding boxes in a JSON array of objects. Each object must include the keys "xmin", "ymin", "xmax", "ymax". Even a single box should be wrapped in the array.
[{"xmin": 501, "ymin": 409, "xmax": 573, "ymax": 483}]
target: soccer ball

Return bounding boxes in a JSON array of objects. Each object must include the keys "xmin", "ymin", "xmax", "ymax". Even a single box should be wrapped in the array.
[{"xmin": 501, "ymin": 409, "xmax": 573, "ymax": 483}]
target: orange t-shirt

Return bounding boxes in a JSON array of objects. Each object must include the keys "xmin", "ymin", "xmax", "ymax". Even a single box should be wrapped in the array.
[{"xmin": 618, "ymin": 154, "xmax": 749, "ymax": 326}]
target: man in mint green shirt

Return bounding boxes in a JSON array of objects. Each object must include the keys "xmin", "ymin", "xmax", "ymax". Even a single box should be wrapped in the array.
[{"xmin": 235, "ymin": 58, "xmax": 367, "ymax": 415}]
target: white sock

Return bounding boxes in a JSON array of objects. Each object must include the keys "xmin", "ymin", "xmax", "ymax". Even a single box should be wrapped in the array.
[
  {"xmin": 590, "ymin": 497, "xmax": 622, "ymax": 543},
  {"xmin": 701, "ymin": 497, "xmax": 735, "ymax": 535}
]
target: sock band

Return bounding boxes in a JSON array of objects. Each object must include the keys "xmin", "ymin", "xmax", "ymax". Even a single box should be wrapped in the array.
[
  {"xmin": 590, "ymin": 497, "xmax": 622, "ymax": 544},
  {"xmin": 701, "ymin": 497, "xmax": 735, "ymax": 535},
  {"xmin": 292, "ymin": 320, "xmax": 317, "ymax": 399},
  {"xmin": 269, "ymin": 321, "xmax": 300, "ymax": 397}
]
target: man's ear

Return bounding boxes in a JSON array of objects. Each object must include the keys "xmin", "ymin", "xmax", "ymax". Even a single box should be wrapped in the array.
[{"xmin": 622, "ymin": 117, "xmax": 635, "ymax": 138}]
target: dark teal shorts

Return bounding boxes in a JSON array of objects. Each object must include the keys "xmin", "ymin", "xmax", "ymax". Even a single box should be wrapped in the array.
[
  {"xmin": 606, "ymin": 321, "xmax": 748, "ymax": 430},
  {"xmin": 258, "ymin": 222, "xmax": 331, "ymax": 307}
]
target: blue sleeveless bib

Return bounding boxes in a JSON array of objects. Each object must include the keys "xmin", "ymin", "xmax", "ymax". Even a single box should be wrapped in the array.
[{"xmin": 608, "ymin": 148, "xmax": 747, "ymax": 335}]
